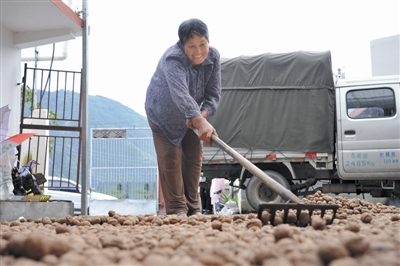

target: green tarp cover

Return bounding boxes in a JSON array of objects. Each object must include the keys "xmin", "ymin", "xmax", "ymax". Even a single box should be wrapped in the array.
[{"xmin": 207, "ymin": 51, "xmax": 335, "ymax": 153}]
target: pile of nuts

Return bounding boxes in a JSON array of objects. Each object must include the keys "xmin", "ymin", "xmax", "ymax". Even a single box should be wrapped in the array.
[{"xmin": 1, "ymin": 192, "xmax": 399, "ymax": 265}]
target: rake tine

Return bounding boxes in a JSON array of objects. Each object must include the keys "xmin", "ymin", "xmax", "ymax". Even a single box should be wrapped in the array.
[
  {"xmin": 295, "ymin": 208, "xmax": 303, "ymax": 226},
  {"xmin": 282, "ymin": 209, "xmax": 289, "ymax": 223}
]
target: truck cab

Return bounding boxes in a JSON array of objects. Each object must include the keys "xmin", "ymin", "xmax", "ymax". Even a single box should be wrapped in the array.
[{"xmin": 336, "ymin": 75, "xmax": 400, "ymax": 180}]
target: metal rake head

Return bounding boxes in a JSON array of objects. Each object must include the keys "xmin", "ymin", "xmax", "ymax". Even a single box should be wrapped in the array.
[{"xmin": 257, "ymin": 203, "xmax": 339, "ymax": 227}]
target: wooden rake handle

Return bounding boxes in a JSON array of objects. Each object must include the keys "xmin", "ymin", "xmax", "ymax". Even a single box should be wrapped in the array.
[{"xmin": 210, "ymin": 134, "xmax": 303, "ymax": 204}]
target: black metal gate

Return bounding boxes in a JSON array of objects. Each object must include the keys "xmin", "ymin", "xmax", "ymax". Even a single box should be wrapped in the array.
[{"xmin": 19, "ymin": 63, "xmax": 82, "ymax": 189}]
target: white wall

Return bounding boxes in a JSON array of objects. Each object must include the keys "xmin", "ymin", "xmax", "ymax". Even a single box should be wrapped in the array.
[
  {"xmin": 370, "ymin": 35, "xmax": 400, "ymax": 76},
  {"xmin": 1, "ymin": 25, "xmax": 22, "ymax": 139}
]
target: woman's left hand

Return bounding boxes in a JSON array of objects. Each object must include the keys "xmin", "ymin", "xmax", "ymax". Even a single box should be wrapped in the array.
[{"xmin": 188, "ymin": 115, "xmax": 216, "ymax": 146}]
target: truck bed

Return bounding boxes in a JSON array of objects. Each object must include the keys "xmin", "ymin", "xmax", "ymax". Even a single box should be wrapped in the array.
[
  {"xmin": 202, "ymin": 146, "xmax": 334, "ymax": 170},
  {"xmin": 207, "ymin": 51, "xmax": 335, "ymax": 154}
]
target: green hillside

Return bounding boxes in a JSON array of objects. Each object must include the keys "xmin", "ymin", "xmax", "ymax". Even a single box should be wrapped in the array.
[{"xmin": 88, "ymin": 94, "xmax": 148, "ymax": 129}]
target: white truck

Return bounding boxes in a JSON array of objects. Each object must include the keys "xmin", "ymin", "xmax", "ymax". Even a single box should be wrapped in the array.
[{"xmin": 201, "ymin": 51, "xmax": 400, "ymax": 211}]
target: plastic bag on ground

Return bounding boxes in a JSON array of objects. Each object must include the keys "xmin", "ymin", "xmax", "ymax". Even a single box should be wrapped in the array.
[{"xmin": 219, "ymin": 200, "xmax": 240, "ymax": 215}]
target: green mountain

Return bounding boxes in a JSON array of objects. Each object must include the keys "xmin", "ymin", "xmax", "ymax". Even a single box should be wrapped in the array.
[
  {"xmin": 35, "ymin": 90, "xmax": 149, "ymax": 128},
  {"xmin": 88, "ymin": 94, "xmax": 148, "ymax": 129}
]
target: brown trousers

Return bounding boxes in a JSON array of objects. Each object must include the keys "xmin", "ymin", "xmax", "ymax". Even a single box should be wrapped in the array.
[{"xmin": 149, "ymin": 120, "xmax": 202, "ymax": 215}]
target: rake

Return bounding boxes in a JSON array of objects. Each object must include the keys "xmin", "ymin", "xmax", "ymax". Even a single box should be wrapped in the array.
[{"xmin": 209, "ymin": 134, "xmax": 339, "ymax": 226}]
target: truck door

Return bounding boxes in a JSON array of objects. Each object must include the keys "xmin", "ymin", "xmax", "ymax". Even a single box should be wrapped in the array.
[{"xmin": 337, "ymin": 82, "xmax": 400, "ymax": 180}]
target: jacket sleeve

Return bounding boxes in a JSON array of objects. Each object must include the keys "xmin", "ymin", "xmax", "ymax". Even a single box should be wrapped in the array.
[{"xmin": 201, "ymin": 52, "xmax": 221, "ymax": 117}]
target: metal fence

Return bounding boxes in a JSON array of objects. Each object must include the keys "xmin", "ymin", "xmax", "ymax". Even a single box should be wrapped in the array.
[{"xmin": 90, "ymin": 128, "xmax": 158, "ymax": 202}]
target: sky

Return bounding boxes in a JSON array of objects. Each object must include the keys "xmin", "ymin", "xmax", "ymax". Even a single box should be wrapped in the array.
[{"xmin": 21, "ymin": 1, "xmax": 400, "ymax": 117}]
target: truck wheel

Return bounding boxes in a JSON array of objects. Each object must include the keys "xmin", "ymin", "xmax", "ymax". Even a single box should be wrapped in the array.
[{"xmin": 246, "ymin": 170, "xmax": 290, "ymax": 210}]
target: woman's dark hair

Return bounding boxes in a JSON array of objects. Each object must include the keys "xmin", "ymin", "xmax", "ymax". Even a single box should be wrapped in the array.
[{"xmin": 178, "ymin": 18, "xmax": 209, "ymax": 45}]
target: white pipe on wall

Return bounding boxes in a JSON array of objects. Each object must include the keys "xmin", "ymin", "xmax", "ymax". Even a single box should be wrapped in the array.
[{"xmin": 21, "ymin": 42, "xmax": 69, "ymax": 62}]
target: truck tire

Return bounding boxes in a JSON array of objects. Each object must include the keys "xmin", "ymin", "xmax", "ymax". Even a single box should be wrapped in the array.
[{"xmin": 246, "ymin": 170, "xmax": 290, "ymax": 210}]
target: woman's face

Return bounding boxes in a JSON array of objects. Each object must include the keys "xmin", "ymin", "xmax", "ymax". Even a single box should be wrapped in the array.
[{"xmin": 183, "ymin": 34, "xmax": 209, "ymax": 66}]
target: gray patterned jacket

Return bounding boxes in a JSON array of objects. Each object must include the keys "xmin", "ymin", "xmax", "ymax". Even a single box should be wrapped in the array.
[{"xmin": 145, "ymin": 41, "xmax": 221, "ymax": 146}]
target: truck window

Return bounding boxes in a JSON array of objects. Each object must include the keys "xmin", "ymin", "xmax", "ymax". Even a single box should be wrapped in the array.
[{"xmin": 346, "ymin": 87, "xmax": 396, "ymax": 119}]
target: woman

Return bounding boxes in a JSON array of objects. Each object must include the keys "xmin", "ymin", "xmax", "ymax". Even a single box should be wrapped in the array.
[{"xmin": 145, "ymin": 18, "xmax": 221, "ymax": 217}]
